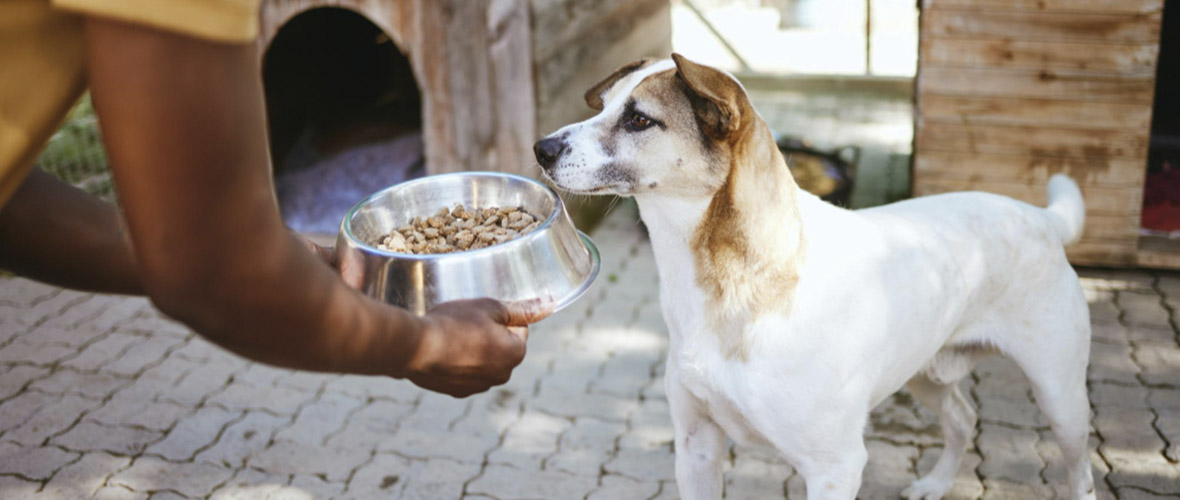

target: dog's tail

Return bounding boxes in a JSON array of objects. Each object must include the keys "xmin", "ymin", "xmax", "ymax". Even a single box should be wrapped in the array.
[{"xmin": 1045, "ymin": 174, "xmax": 1085, "ymax": 246}]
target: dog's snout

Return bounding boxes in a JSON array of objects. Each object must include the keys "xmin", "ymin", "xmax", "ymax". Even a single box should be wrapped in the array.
[{"xmin": 533, "ymin": 137, "xmax": 566, "ymax": 171}]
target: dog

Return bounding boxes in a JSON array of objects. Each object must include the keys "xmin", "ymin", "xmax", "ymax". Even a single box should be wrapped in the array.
[{"xmin": 533, "ymin": 54, "xmax": 1095, "ymax": 500}]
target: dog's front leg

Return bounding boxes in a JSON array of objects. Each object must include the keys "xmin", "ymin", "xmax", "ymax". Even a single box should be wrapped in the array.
[{"xmin": 667, "ymin": 375, "xmax": 725, "ymax": 499}]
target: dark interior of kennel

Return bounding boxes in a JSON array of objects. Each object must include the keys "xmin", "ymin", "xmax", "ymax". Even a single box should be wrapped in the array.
[
  {"xmin": 1144, "ymin": 0, "xmax": 1180, "ymax": 232},
  {"xmin": 262, "ymin": 7, "xmax": 424, "ymax": 234}
]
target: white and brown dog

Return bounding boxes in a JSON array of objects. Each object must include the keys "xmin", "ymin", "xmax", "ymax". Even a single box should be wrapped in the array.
[{"xmin": 534, "ymin": 54, "xmax": 1095, "ymax": 500}]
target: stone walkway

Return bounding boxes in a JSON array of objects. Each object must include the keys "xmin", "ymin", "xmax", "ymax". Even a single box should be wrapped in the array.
[{"xmin": 0, "ymin": 208, "xmax": 1178, "ymax": 499}]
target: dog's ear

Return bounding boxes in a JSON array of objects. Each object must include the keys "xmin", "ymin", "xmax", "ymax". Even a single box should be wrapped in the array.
[
  {"xmin": 584, "ymin": 59, "xmax": 651, "ymax": 111},
  {"xmin": 672, "ymin": 53, "xmax": 744, "ymax": 140}
]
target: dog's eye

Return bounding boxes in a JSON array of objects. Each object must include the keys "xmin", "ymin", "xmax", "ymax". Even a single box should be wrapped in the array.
[{"xmin": 626, "ymin": 113, "xmax": 654, "ymax": 131}]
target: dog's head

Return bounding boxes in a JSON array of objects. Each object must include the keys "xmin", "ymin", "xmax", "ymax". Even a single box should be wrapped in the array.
[{"xmin": 533, "ymin": 54, "xmax": 759, "ymax": 198}]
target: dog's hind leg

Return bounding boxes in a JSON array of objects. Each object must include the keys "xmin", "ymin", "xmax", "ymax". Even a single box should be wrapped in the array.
[
  {"xmin": 1005, "ymin": 324, "xmax": 1096, "ymax": 500},
  {"xmin": 901, "ymin": 372, "xmax": 976, "ymax": 500}
]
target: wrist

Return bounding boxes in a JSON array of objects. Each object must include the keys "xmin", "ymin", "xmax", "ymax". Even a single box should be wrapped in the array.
[{"xmin": 388, "ymin": 310, "xmax": 432, "ymax": 379}]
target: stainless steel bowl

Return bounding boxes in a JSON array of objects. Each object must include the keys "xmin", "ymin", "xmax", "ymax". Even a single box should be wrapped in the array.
[{"xmin": 335, "ymin": 172, "xmax": 600, "ymax": 315}]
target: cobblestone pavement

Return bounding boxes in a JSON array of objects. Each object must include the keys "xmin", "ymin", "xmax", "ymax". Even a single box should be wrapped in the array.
[{"xmin": 1, "ymin": 209, "xmax": 1179, "ymax": 499}]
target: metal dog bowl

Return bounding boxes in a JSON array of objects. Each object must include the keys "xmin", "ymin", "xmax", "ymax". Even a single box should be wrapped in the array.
[{"xmin": 335, "ymin": 172, "xmax": 600, "ymax": 316}]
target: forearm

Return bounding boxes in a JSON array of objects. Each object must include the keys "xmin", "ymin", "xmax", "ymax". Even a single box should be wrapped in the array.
[{"xmin": 0, "ymin": 169, "xmax": 144, "ymax": 295}]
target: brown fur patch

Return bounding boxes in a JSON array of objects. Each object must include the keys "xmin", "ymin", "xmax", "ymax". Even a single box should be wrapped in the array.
[
  {"xmin": 584, "ymin": 59, "xmax": 652, "ymax": 111},
  {"xmin": 675, "ymin": 55, "xmax": 807, "ymax": 362}
]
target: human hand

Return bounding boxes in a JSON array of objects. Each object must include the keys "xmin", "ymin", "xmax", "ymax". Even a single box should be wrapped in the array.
[{"xmin": 400, "ymin": 297, "xmax": 554, "ymax": 397}]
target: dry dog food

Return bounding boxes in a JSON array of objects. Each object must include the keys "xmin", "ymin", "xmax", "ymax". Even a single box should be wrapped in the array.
[{"xmin": 373, "ymin": 204, "xmax": 541, "ymax": 254}]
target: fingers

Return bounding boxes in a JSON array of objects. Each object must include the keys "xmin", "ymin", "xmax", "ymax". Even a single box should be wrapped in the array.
[
  {"xmin": 497, "ymin": 296, "xmax": 557, "ymax": 326},
  {"xmin": 507, "ymin": 325, "xmax": 528, "ymax": 342}
]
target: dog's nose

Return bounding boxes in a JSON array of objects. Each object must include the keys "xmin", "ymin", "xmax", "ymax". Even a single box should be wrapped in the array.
[{"xmin": 533, "ymin": 137, "xmax": 566, "ymax": 171}]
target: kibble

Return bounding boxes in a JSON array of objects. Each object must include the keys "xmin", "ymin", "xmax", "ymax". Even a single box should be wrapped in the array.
[{"xmin": 373, "ymin": 204, "xmax": 541, "ymax": 254}]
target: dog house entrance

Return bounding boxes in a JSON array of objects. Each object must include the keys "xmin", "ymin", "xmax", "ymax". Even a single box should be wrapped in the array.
[
  {"xmin": 1139, "ymin": 0, "xmax": 1180, "ymax": 260},
  {"xmin": 263, "ymin": 7, "xmax": 423, "ymax": 235}
]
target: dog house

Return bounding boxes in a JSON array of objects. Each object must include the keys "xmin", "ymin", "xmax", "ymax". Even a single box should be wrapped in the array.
[
  {"xmin": 911, "ymin": 0, "xmax": 1169, "ymax": 267},
  {"xmin": 254, "ymin": 0, "xmax": 671, "ymax": 233}
]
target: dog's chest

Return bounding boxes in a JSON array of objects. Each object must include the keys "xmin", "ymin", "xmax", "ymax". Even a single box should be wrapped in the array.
[{"xmin": 677, "ymin": 350, "xmax": 775, "ymax": 448}]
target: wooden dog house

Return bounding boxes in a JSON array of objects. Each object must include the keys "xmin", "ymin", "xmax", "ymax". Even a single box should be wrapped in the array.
[
  {"xmin": 912, "ymin": 0, "xmax": 1167, "ymax": 267},
  {"xmin": 255, "ymin": 0, "xmax": 671, "ymax": 178}
]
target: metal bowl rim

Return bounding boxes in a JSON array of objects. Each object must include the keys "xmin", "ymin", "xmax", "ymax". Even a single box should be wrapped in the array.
[
  {"xmin": 552, "ymin": 232, "xmax": 601, "ymax": 312},
  {"xmin": 341, "ymin": 172, "xmax": 563, "ymax": 261}
]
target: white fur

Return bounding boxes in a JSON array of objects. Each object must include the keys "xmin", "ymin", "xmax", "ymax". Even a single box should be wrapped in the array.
[{"xmin": 541, "ymin": 60, "xmax": 1096, "ymax": 500}]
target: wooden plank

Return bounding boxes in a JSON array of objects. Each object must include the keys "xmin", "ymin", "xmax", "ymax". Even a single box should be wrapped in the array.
[
  {"xmin": 919, "ymin": 67, "xmax": 1156, "ymax": 104},
  {"xmin": 916, "ymin": 122, "xmax": 1149, "ymax": 159},
  {"xmin": 912, "ymin": 179, "xmax": 1143, "ymax": 215},
  {"xmin": 924, "ymin": 9, "xmax": 1162, "ymax": 44},
  {"xmin": 923, "ymin": 0, "xmax": 1162, "ymax": 15},
  {"xmin": 919, "ymin": 95, "xmax": 1153, "ymax": 131},
  {"xmin": 922, "ymin": 38, "xmax": 1158, "ymax": 75},
  {"xmin": 1068, "ymin": 240, "xmax": 1138, "ymax": 267},
  {"xmin": 1137, "ymin": 236, "xmax": 1180, "ymax": 269},
  {"xmin": 912, "ymin": 151, "xmax": 1147, "ymax": 187}
]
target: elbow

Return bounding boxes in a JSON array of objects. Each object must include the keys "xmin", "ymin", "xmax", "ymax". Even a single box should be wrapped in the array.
[{"xmin": 140, "ymin": 261, "xmax": 237, "ymax": 336}]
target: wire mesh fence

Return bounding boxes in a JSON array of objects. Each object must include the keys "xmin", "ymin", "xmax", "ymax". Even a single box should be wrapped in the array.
[{"xmin": 34, "ymin": 94, "xmax": 117, "ymax": 203}]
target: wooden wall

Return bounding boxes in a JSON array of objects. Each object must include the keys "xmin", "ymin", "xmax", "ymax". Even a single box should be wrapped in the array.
[
  {"xmin": 259, "ymin": 0, "xmax": 537, "ymax": 178},
  {"xmin": 531, "ymin": 0, "xmax": 673, "ymax": 135},
  {"xmin": 912, "ymin": 0, "xmax": 1165, "ymax": 266}
]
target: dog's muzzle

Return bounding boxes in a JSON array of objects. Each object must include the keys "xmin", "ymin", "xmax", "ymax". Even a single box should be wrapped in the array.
[{"xmin": 533, "ymin": 137, "xmax": 566, "ymax": 172}]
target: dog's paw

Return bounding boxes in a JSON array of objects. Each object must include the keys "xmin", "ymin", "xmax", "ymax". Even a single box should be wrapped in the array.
[{"xmin": 901, "ymin": 477, "xmax": 951, "ymax": 500}]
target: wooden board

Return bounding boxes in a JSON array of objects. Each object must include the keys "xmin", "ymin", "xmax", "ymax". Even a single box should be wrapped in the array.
[
  {"xmin": 923, "ymin": 0, "xmax": 1162, "ymax": 15},
  {"xmin": 1068, "ymin": 240, "xmax": 1138, "ymax": 266},
  {"xmin": 1137, "ymin": 236, "xmax": 1180, "ymax": 269},
  {"xmin": 916, "ymin": 122, "xmax": 1149, "ymax": 159},
  {"xmin": 922, "ymin": 38, "xmax": 1158, "ymax": 75},
  {"xmin": 920, "ymin": 95, "xmax": 1152, "ymax": 131},
  {"xmin": 912, "ymin": 151, "xmax": 1147, "ymax": 187},
  {"xmin": 924, "ymin": 9, "xmax": 1162, "ymax": 44},
  {"xmin": 919, "ymin": 67, "xmax": 1156, "ymax": 104},
  {"xmin": 913, "ymin": 178, "xmax": 1143, "ymax": 215}
]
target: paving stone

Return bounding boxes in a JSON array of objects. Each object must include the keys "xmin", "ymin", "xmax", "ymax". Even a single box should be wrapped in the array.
[
  {"xmin": 860, "ymin": 439, "xmax": 919, "ymax": 499},
  {"xmin": 914, "ymin": 448, "xmax": 984, "ymax": 500},
  {"xmin": 206, "ymin": 382, "xmax": 316, "ymax": 415},
  {"xmin": 976, "ymin": 424, "xmax": 1044, "ymax": 484},
  {"xmin": 290, "ymin": 474, "xmax": 346, "ymax": 498},
  {"xmin": 530, "ymin": 387, "xmax": 638, "ymax": 422},
  {"xmin": 110, "ymin": 456, "xmax": 235, "ymax": 498},
  {"xmin": 588, "ymin": 474, "xmax": 663, "ymax": 500},
  {"xmin": 148, "ymin": 492, "xmax": 189, "ymax": 500},
  {"xmin": 39, "ymin": 451, "xmax": 133, "ymax": 498},
  {"xmin": 0, "ymin": 365, "xmax": 50, "ymax": 400},
  {"xmin": 0, "ymin": 278, "xmax": 60, "ymax": 308},
  {"xmin": 1156, "ymin": 408, "xmax": 1180, "ymax": 462},
  {"xmin": 0, "ymin": 340, "xmax": 79, "ymax": 366},
  {"xmin": 450, "ymin": 388, "xmax": 526, "ymax": 436},
  {"xmin": 605, "ymin": 447, "xmax": 676, "ymax": 482},
  {"xmin": 10, "ymin": 289, "xmax": 91, "ymax": 330},
  {"xmin": 85, "ymin": 399, "xmax": 191, "ymax": 432},
  {"xmin": 0, "ymin": 475, "xmax": 43, "ymax": 500},
  {"xmin": 274, "ymin": 392, "xmax": 364, "ymax": 447},
  {"xmin": 1090, "ymin": 382, "xmax": 1151, "ymax": 410},
  {"xmin": 1127, "ymin": 324, "xmax": 1178, "ymax": 347},
  {"xmin": 981, "ymin": 477, "xmax": 1053, "ymax": 500},
  {"xmin": 1119, "ymin": 291, "xmax": 1172, "ymax": 329},
  {"xmin": 324, "ymin": 399, "xmax": 415, "ymax": 450},
  {"xmin": 195, "ymin": 410, "xmax": 289, "ymax": 468},
  {"xmin": 725, "ymin": 450, "xmax": 792, "ymax": 499},
  {"xmin": 1134, "ymin": 342, "xmax": 1180, "ymax": 387},
  {"xmin": 0, "ymin": 441, "xmax": 80, "ymax": 480},
  {"xmin": 207, "ymin": 467, "xmax": 296, "ymax": 500},
  {"xmin": 51, "ymin": 421, "xmax": 164, "ymax": 455},
  {"xmin": 381, "ymin": 426, "xmax": 500, "ymax": 464},
  {"xmin": 121, "ymin": 312, "xmax": 192, "ymax": 339},
  {"xmin": 1117, "ymin": 487, "xmax": 1180, "ymax": 500},
  {"xmin": 248, "ymin": 440, "xmax": 371, "ymax": 482},
  {"xmin": 0, "ymin": 391, "xmax": 60, "ymax": 435},
  {"xmin": 591, "ymin": 352, "xmax": 659, "ymax": 399},
  {"xmin": 488, "ymin": 410, "xmax": 570, "ymax": 469},
  {"xmin": 94, "ymin": 485, "xmax": 150, "ymax": 500},
  {"xmin": 4, "ymin": 393, "xmax": 102, "ymax": 446},
  {"xmin": 468, "ymin": 463, "xmax": 599, "ymax": 500},
  {"xmin": 1096, "ymin": 407, "xmax": 1166, "ymax": 454},
  {"xmin": 158, "ymin": 358, "xmax": 239, "ymax": 406},
  {"xmin": 36, "ymin": 295, "xmax": 136, "ymax": 344},
  {"xmin": 322, "ymin": 374, "xmax": 417, "ymax": 403},
  {"xmin": 28, "ymin": 368, "xmax": 129, "ymax": 400},
  {"xmin": 620, "ymin": 399, "xmax": 674, "ymax": 451},
  {"xmin": 547, "ymin": 446, "xmax": 614, "ymax": 477},
  {"xmin": 867, "ymin": 392, "xmax": 943, "ymax": 447},
  {"xmin": 346, "ymin": 453, "xmax": 480, "ymax": 499},
  {"xmin": 101, "ymin": 336, "xmax": 185, "ymax": 376},
  {"xmin": 398, "ymin": 392, "xmax": 472, "ymax": 432},
  {"xmin": 61, "ymin": 332, "xmax": 150, "ymax": 372},
  {"xmin": 561, "ymin": 417, "xmax": 627, "ymax": 452},
  {"xmin": 146, "ymin": 406, "xmax": 242, "ymax": 461},
  {"xmin": 1088, "ymin": 299, "xmax": 1122, "ymax": 326},
  {"xmin": 1088, "ymin": 341, "xmax": 1142, "ymax": 385}
]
